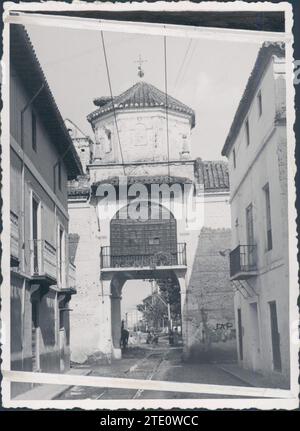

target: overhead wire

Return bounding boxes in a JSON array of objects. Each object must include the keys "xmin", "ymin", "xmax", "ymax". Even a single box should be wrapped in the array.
[
  {"xmin": 100, "ymin": 30, "xmax": 126, "ymax": 176},
  {"xmin": 163, "ymin": 33, "xmax": 171, "ymax": 182},
  {"xmin": 173, "ymin": 38, "xmax": 193, "ymax": 89}
]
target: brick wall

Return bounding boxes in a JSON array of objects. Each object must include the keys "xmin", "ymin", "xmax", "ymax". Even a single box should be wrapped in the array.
[{"xmin": 183, "ymin": 227, "xmax": 236, "ymax": 360}]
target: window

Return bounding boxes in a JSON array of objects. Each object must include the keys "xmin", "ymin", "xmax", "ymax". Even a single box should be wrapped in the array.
[
  {"xmin": 32, "ymin": 111, "xmax": 37, "ymax": 151},
  {"xmin": 32, "ymin": 196, "xmax": 39, "ymax": 274},
  {"xmin": 233, "ymin": 148, "xmax": 236, "ymax": 169},
  {"xmin": 246, "ymin": 203, "xmax": 254, "ymax": 244},
  {"xmin": 58, "ymin": 162, "xmax": 62, "ymax": 191},
  {"xmin": 263, "ymin": 183, "xmax": 273, "ymax": 251},
  {"xmin": 149, "ymin": 237, "xmax": 160, "ymax": 245},
  {"xmin": 58, "ymin": 226, "xmax": 65, "ymax": 287},
  {"xmin": 257, "ymin": 90, "xmax": 263, "ymax": 117},
  {"xmin": 31, "ymin": 193, "xmax": 41, "ymax": 275},
  {"xmin": 245, "ymin": 118, "xmax": 250, "ymax": 146}
]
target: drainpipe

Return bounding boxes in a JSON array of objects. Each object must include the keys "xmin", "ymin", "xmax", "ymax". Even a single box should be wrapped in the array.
[{"xmin": 20, "ymin": 83, "xmax": 44, "ymax": 370}]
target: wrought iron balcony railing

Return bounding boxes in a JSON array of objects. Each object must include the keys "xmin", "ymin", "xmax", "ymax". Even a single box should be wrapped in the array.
[
  {"xmin": 29, "ymin": 239, "xmax": 57, "ymax": 283},
  {"xmin": 100, "ymin": 243, "xmax": 187, "ymax": 269},
  {"xmin": 69, "ymin": 261, "xmax": 76, "ymax": 289},
  {"xmin": 10, "ymin": 211, "xmax": 19, "ymax": 266},
  {"xmin": 229, "ymin": 244, "xmax": 257, "ymax": 280}
]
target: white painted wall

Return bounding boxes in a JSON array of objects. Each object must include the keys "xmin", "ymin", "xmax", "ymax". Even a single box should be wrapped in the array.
[
  {"xmin": 68, "ymin": 200, "xmax": 103, "ymax": 363},
  {"xmin": 227, "ymin": 54, "xmax": 289, "ymax": 384},
  {"xmin": 92, "ymin": 108, "xmax": 192, "ymax": 163}
]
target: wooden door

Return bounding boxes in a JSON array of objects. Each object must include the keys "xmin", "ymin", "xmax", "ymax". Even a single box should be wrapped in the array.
[
  {"xmin": 269, "ymin": 301, "xmax": 282, "ymax": 371},
  {"xmin": 237, "ymin": 308, "xmax": 243, "ymax": 361},
  {"xmin": 31, "ymin": 300, "xmax": 40, "ymax": 371}
]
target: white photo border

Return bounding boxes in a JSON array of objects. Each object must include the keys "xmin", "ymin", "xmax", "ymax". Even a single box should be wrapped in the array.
[{"xmin": 1, "ymin": 1, "xmax": 299, "ymax": 410}]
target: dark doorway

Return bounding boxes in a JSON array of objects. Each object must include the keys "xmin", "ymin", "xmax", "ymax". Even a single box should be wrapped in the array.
[
  {"xmin": 269, "ymin": 301, "xmax": 282, "ymax": 372},
  {"xmin": 59, "ymin": 308, "xmax": 66, "ymax": 372},
  {"xmin": 31, "ymin": 300, "xmax": 40, "ymax": 371},
  {"xmin": 237, "ymin": 308, "xmax": 243, "ymax": 361}
]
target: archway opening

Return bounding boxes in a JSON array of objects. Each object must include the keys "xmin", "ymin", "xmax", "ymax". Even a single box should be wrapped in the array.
[{"xmin": 110, "ymin": 270, "xmax": 182, "ymax": 358}]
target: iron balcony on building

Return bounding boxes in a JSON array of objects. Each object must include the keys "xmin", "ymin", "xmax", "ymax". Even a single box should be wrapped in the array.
[
  {"xmin": 100, "ymin": 243, "xmax": 187, "ymax": 270},
  {"xmin": 10, "ymin": 211, "xmax": 20, "ymax": 267},
  {"xmin": 29, "ymin": 239, "xmax": 57, "ymax": 285},
  {"xmin": 229, "ymin": 244, "xmax": 258, "ymax": 280}
]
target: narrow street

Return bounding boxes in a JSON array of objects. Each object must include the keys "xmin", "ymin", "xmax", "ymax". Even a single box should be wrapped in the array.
[{"xmin": 56, "ymin": 339, "xmax": 250, "ymax": 400}]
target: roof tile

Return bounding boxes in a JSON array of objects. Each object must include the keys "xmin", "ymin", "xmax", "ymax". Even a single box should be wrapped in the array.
[{"xmin": 88, "ymin": 81, "xmax": 195, "ymax": 127}]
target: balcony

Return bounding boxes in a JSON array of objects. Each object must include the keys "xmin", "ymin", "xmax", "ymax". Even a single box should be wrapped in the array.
[
  {"xmin": 10, "ymin": 211, "xmax": 19, "ymax": 267},
  {"xmin": 68, "ymin": 261, "xmax": 76, "ymax": 289},
  {"xmin": 100, "ymin": 243, "xmax": 187, "ymax": 270},
  {"xmin": 229, "ymin": 244, "xmax": 258, "ymax": 280},
  {"xmin": 29, "ymin": 239, "xmax": 57, "ymax": 284}
]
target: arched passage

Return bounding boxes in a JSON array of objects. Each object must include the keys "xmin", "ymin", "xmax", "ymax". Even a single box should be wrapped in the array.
[
  {"xmin": 106, "ymin": 268, "xmax": 185, "ymax": 359},
  {"xmin": 99, "ymin": 201, "xmax": 187, "ymax": 359}
]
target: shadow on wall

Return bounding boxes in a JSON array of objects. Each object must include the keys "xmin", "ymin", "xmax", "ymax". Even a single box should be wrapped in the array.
[{"xmin": 182, "ymin": 227, "xmax": 237, "ymax": 364}]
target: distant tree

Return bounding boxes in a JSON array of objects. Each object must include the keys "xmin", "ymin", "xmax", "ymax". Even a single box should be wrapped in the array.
[
  {"xmin": 137, "ymin": 277, "xmax": 181, "ymax": 329},
  {"xmin": 156, "ymin": 277, "xmax": 181, "ymax": 322},
  {"xmin": 137, "ymin": 295, "xmax": 167, "ymax": 330}
]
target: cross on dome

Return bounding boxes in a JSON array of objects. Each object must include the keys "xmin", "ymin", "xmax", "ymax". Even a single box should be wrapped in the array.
[{"xmin": 134, "ymin": 54, "xmax": 147, "ymax": 79}]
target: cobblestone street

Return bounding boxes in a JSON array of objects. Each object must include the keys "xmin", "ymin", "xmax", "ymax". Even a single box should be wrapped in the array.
[{"xmin": 56, "ymin": 340, "xmax": 251, "ymax": 400}]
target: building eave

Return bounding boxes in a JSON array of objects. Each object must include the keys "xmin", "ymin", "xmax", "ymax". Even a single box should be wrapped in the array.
[
  {"xmin": 10, "ymin": 24, "xmax": 83, "ymax": 179},
  {"xmin": 87, "ymin": 81, "xmax": 196, "ymax": 128},
  {"xmin": 221, "ymin": 42, "xmax": 285, "ymax": 157}
]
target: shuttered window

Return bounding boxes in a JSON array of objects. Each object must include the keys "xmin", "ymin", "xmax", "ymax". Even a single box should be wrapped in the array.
[{"xmin": 263, "ymin": 183, "xmax": 273, "ymax": 251}]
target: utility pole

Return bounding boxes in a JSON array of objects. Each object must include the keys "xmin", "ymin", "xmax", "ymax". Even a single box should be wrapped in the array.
[
  {"xmin": 156, "ymin": 285, "xmax": 172, "ymax": 332},
  {"xmin": 167, "ymin": 302, "xmax": 172, "ymax": 331}
]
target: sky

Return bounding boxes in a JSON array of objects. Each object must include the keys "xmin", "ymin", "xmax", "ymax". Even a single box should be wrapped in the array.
[
  {"xmin": 121, "ymin": 280, "xmax": 152, "ymax": 320},
  {"xmin": 24, "ymin": 23, "xmax": 262, "ymax": 313},
  {"xmin": 25, "ymin": 23, "xmax": 262, "ymax": 161}
]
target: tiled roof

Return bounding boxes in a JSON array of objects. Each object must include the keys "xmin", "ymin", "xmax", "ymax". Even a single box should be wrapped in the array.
[
  {"xmin": 194, "ymin": 159, "xmax": 229, "ymax": 191},
  {"xmin": 222, "ymin": 42, "xmax": 285, "ymax": 157},
  {"xmin": 10, "ymin": 25, "xmax": 83, "ymax": 179},
  {"xmin": 90, "ymin": 175, "xmax": 193, "ymax": 196},
  {"xmin": 68, "ymin": 162, "xmax": 229, "ymax": 198},
  {"xmin": 87, "ymin": 81, "xmax": 195, "ymax": 127}
]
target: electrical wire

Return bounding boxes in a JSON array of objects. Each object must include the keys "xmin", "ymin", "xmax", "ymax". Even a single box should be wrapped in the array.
[
  {"xmin": 100, "ymin": 30, "xmax": 126, "ymax": 176},
  {"xmin": 173, "ymin": 39, "xmax": 193, "ymax": 89},
  {"xmin": 174, "ymin": 42, "xmax": 197, "ymax": 96},
  {"xmin": 64, "ymin": 117, "xmax": 93, "ymax": 142},
  {"xmin": 163, "ymin": 34, "xmax": 171, "ymax": 182}
]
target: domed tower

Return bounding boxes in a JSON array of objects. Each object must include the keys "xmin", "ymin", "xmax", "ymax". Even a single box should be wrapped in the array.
[
  {"xmin": 87, "ymin": 81, "xmax": 195, "ymax": 165},
  {"xmin": 68, "ymin": 66, "xmax": 232, "ymax": 364}
]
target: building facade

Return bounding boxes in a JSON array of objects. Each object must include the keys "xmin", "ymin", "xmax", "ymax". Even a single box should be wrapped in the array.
[
  {"xmin": 68, "ymin": 78, "xmax": 234, "ymax": 363},
  {"xmin": 10, "ymin": 25, "xmax": 82, "ymax": 395},
  {"xmin": 222, "ymin": 42, "xmax": 289, "ymax": 385}
]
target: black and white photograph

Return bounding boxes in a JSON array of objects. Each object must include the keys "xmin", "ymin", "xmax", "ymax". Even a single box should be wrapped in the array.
[{"xmin": 0, "ymin": 2, "xmax": 299, "ymax": 411}]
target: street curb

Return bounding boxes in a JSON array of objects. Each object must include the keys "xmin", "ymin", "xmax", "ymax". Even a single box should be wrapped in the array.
[{"xmin": 214, "ymin": 365, "xmax": 256, "ymax": 387}]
